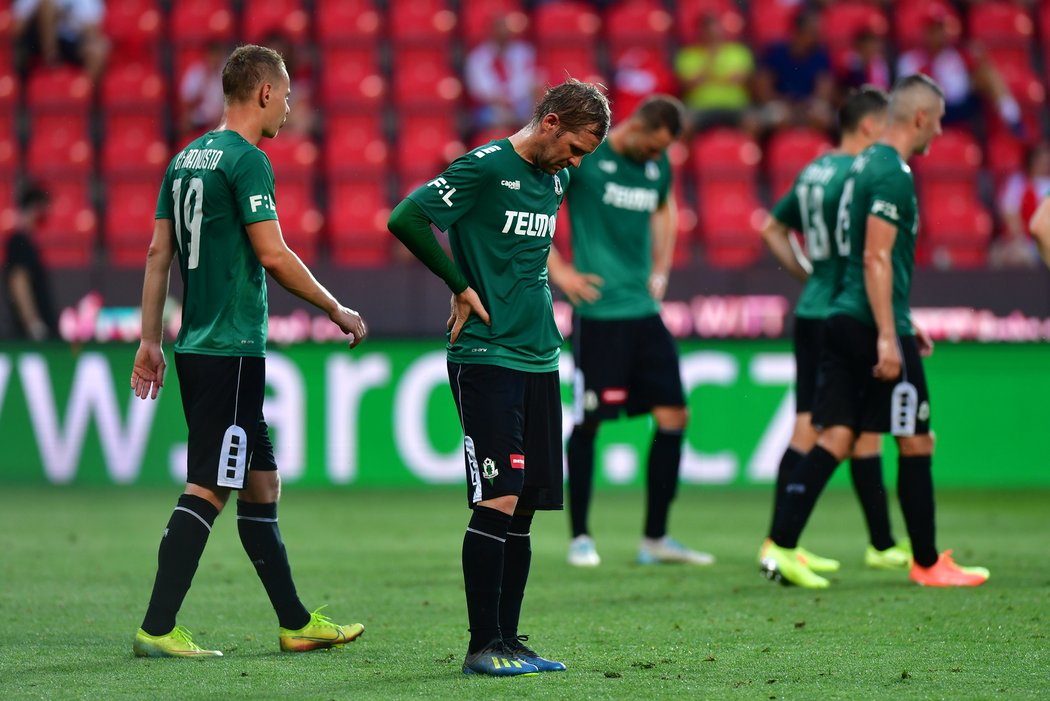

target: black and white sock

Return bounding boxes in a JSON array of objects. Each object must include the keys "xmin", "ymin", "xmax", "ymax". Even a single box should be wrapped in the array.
[
  {"xmin": 500, "ymin": 513, "xmax": 533, "ymax": 643},
  {"xmin": 237, "ymin": 501, "xmax": 310, "ymax": 630},
  {"xmin": 462, "ymin": 506, "xmax": 511, "ymax": 654}
]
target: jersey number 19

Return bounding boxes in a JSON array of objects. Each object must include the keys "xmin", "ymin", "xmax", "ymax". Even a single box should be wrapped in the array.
[{"xmin": 172, "ymin": 176, "xmax": 204, "ymax": 270}]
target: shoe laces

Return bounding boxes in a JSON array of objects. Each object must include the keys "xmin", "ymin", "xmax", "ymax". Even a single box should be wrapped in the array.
[
  {"xmin": 506, "ymin": 634, "xmax": 538, "ymax": 657},
  {"xmin": 169, "ymin": 626, "xmax": 203, "ymax": 650},
  {"xmin": 307, "ymin": 605, "xmax": 338, "ymax": 629}
]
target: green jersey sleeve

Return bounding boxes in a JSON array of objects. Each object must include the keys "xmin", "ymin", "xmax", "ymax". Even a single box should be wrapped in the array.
[
  {"xmin": 867, "ymin": 167, "xmax": 911, "ymax": 229},
  {"xmin": 231, "ymin": 149, "xmax": 279, "ymax": 226},
  {"xmin": 770, "ymin": 181, "xmax": 803, "ymax": 231},
  {"xmin": 407, "ymin": 152, "xmax": 488, "ymax": 232}
]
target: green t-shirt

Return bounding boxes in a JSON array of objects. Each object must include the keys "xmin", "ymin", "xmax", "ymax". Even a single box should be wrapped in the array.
[
  {"xmin": 831, "ymin": 143, "xmax": 919, "ymax": 335},
  {"xmin": 675, "ymin": 42, "xmax": 753, "ymax": 110},
  {"xmin": 771, "ymin": 152, "xmax": 854, "ymax": 320},
  {"xmin": 564, "ymin": 139, "xmax": 671, "ymax": 320},
  {"xmin": 407, "ymin": 139, "xmax": 569, "ymax": 372},
  {"xmin": 155, "ymin": 130, "xmax": 279, "ymax": 357}
]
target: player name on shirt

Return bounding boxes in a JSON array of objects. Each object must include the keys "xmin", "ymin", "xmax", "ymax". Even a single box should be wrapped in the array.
[
  {"xmin": 800, "ymin": 161, "xmax": 837, "ymax": 186},
  {"xmin": 173, "ymin": 147, "xmax": 224, "ymax": 171},
  {"xmin": 601, "ymin": 182, "xmax": 659, "ymax": 212}
]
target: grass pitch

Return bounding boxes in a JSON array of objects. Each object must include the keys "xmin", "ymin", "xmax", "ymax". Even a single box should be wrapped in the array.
[{"xmin": 0, "ymin": 486, "xmax": 1046, "ymax": 700}]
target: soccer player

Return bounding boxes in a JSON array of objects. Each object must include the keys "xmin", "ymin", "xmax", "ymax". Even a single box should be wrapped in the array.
[
  {"xmin": 1027, "ymin": 196, "xmax": 1050, "ymax": 269},
  {"xmin": 130, "ymin": 45, "xmax": 369, "ymax": 657},
  {"xmin": 387, "ymin": 79, "xmax": 610, "ymax": 676},
  {"xmin": 546, "ymin": 95, "xmax": 714, "ymax": 568},
  {"xmin": 761, "ymin": 74, "xmax": 989, "ymax": 588},
  {"xmin": 760, "ymin": 86, "xmax": 912, "ymax": 574}
]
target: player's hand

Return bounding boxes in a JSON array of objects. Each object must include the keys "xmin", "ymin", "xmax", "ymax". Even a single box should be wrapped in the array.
[
  {"xmin": 330, "ymin": 305, "xmax": 367, "ymax": 349},
  {"xmin": 873, "ymin": 332, "xmax": 901, "ymax": 381},
  {"xmin": 131, "ymin": 341, "xmax": 166, "ymax": 400},
  {"xmin": 447, "ymin": 288, "xmax": 491, "ymax": 345},
  {"xmin": 914, "ymin": 324, "xmax": 934, "ymax": 357},
  {"xmin": 648, "ymin": 272, "xmax": 668, "ymax": 301},
  {"xmin": 558, "ymin": 269, "xmax": 603, "ymax": 305}
]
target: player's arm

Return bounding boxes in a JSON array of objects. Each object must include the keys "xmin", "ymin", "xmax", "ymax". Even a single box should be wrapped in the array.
[
  {"xmin": 760, "ymin": 214, "xmax": 811, "ymax": 283},
  {"xmin": 7, "ymin": 265, "xmax": 48, "ymax": 340},
  {"xmin": 649, "ymin": 192, "xmax": 677, "ymax": 301},
  {"xmin": 247, "ymin": 219, "xmax": 367, "ymax": 347},
  {"xmin": 547, "ymin": 245, "xmax": 602, "ymax": 305},
  {"xmin": 1028, "ymin": 197, "xmax": 1050, "ymax": 270},
  {"xmin": 387, "ymin": 198, "xmax": 489, "ymax": 343},
  {"xmin": 131, "ymin": 219, "xmax": 176, "ymax": 399},
  {"xmin": 863, "ymin": 214, "xmax": 901, "ymax": 381}
]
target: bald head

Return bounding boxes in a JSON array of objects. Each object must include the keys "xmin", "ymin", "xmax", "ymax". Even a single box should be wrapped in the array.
[{"xmin": 888, "ymin": 74, "xmax": 944, "ymax": 124}]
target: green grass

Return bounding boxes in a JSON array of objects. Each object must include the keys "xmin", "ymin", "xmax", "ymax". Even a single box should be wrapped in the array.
[{"xmin": 0, "ymin": 486, "xmax": 1046, "ymax": 700}]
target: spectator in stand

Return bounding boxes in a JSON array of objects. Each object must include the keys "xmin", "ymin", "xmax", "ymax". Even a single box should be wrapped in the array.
[
  {"xmin": 179, "ymin": 40, "xmax": 228, "ymax": 136},
  {"xmin": 464, "ymin": 16, "xmax": 538, "ymax": 131},
  {"xmin": 840, "ymin": 29, "xmax": 892, "ymax": 91},
  {"xmin": 674, "ymin": 12, "xmax": 755, "ymax": 133},
  {"xmin": 13, "ymin": 0, "xmax": 109, "ymax": 82},
  {"xmin": 896, "ymin": 7, "xmax": 1022, "ymax": 135},
  {"xmin": 991, "ymin": 141, "xmax": 1050, "ymax": 268},
  {"xmin": 753, "ymin": 10, "xmax": 836, "ymax": 134},
  {"xmin": 3, "ymin": 183, "xmax": 58, "ymax": 341},
  {"xmin": 612, "ymin": 47, "xmax": 678, "ymax": 124}
]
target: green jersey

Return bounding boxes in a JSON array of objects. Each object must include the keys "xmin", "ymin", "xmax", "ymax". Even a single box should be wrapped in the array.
[
  {"xmin": 155, "ymin": 130, "xmax": 278, "ymax": 357},
  {"xmin": 564, "ymin": 139, "xmax": 671, "ymax": 320},
  {"xmin": 407, "ymin": 139, "xmax": 569, "ymax": 372},
  {"xmin": 831, "ymin": 142, "xmax": 919, "ymax": 335},
  {"xmin": 770, "ymin": 153, "xmax": 854, "ymax": 320}
]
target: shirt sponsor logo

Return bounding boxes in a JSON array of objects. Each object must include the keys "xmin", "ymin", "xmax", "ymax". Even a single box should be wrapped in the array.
[
  {"xmin": 601, "ymin": 388, "xmax": 628, "ymax": 404},
  {"xmin": 871, "ymin": 199, "xmax": 900, "ymax": 221},
  {"xmin": 598, "ymin": 160, "xmax": 617, "ymax": 174},
  {"xmin": 426, "ymin": 176, "xmax": 457, "ymax": 207},
  {"xmin": 501, "ymin": 179, "xmax": 521, "ymax": 190},
  {"xmin": 249, "ymin": 194, "xmax": 276, "ymax": 212},
  {"xmin": 602, "ymin": 183, "xmax": 659, "ymax": 212},
  {"xmin": 510, "ymin": 454, "xmax": 525, "ymax": 470},
  {"xmin": 501, "ymin": 210, "xmax": 556, "ymax": 238},
  {"xmin": 645, "ymin": 161, "xmax": 661, "ymax": 181}
]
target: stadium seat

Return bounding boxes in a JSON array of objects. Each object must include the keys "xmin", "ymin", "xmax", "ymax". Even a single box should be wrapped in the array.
[
  {"xmin": 100, "ymin": 114, "xmax": 169, "ymax": 179},
  {"xmin": 968, "ymin": 2, "xmax": 1034, "ymax": 49},
  {"xmin": 391, "ymin": 46, "xmax": 463, "ymax": 109},
  {"xmin": 912, "ymin": 128, "xmax": 982, "ymax": 181},
  {"xmin": 0, "ymin": 66, "xmax": 17, "ymax": 108},
  {"xmin": 0, "ymin": 4, "xmax": 12, "ymax": 43},
  {"xmin": 674, "ymin": 0, "xmax": 745, "ymax": 43},
  {"xmin": 672, "ymin": 178, "xmax": 696, "ymax": 266},
  {"xmin": 0, "ymin": 113, "xmax": 17, "ymax": 174},
  {"xmin": 324, "ymin": 112, "xmax": 388, "ymax": 178},
  {"xmin": 747, "ymin": 0, "xmax": 802, "ymax": 48},
  {"xmin": 461, "ymin": 0, "xmax": 527, "ymax": 47},
  {"xmin": 318, "ymin": 45, "xmax": 385, "ymax": 109},
  {"xmin": 27, "ymin": 113, "xmax": 93, "ymax": 176},
  {"xmin": 170, "ymin": 0, "xmax": 235, "ymax": 46},
  {"xmin": 922, "ymin": 196, "xmax": 992, "ymax": 269},
  {"xmin": 691, "ymin": 128, "xmax": 762, "ymax": 182},
  {"xmin": 273, "ymin": 179, "xmax": 322, "ymax": 264},
  {"xmin": 103, "ymin": 180, "xmax": 156, "ymax": 267},
  {"xmin": 327, "ymin": 178, "xmax": 392, "ymax": 267},
  {"xmin": 765, "ymin": 128, "xmax": 833, "ymax": 200},
  {"xmin": 393, "ymin": 113, "xmax": 464, "ymax": 184},
  {"xmin": 893, "ymin": 0, "xmax": 961, "ymax": 51},
  {"xmin": 985, "ymin": 46, "xmax": 1044, "ymax": 106},
  {"xmin": 470, "ymin": 127, "xmax": 512, "ymax": 148},
  {"xmin": 605, "ymin": 0, "xmax": 673, "ymax": 52},
  {"xmin": 33, "ymin": 178, "xmax": 96, "ymax": 268},
  {"xmin": 821, "ymin": 2, "xmax": 888, "ymax": 53},
  {"xmin": 315, "ymin": 0, "xmax": 382, "ymax": 45},
  {"xmin": 242, "ymin": 0, "xmax": 310, "ymax": 44},
  {"xmin": 26, "ymin": 66, "xmax": 92, "ymax": 112},
  {"xmin": 697, "ymin": 180, "xmax": 765, "ymax": 268},
  {"xmin": 984, "ymin": 131, "xmax": 1025, "ymax": 189},
  {"xmin": 532, "ymin": 1, "xmax": 601, "ymax": 45},
  {"xmin": 388, "ymin": 0, "xmax": 457, "ymax": 46},
  {"xmin": 609, "ymin": 45, "xmax": 677, "ymax": 122},
  {"xmin": 103, "ymin": 0, "xmax": 163, "ymax": 63},
  {"xmin": 535, "ymin": 44, "xmax": 605, "ymax": 87},
  {"xmin": 99, "ymin": 62, "xmax": 166, "ymax": 114},
  {"xmin": 260, "ymin": 132, "xmax": 320, "ymax": 179}
]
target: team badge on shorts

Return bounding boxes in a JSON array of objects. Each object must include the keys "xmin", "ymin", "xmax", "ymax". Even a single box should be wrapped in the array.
[{"xmin": 482, "ymin": 457, "xmax": 498, "ymax": 481}]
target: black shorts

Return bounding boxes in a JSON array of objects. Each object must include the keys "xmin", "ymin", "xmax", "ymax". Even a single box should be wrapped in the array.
[
  {"xmin": 811, "ymin": 315, "xmax": 932, "ymax": 436},
  {"xmin": 571, "ymin": 314, "xmax": 685, "ymax": 423},
  {"xmin": 793, "ymin": 316, "xmax": 826, "ymax": 414},
  {"xmin": 175, "ymin": 353, "xmax": 277, "ymax": 490},
  {"xmin": 448, "ymin": 362, "xmax": 563, "ymax": 511}
]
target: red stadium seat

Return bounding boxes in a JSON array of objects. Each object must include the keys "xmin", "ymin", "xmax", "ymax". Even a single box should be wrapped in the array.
[
  {"xmin": 765, "ymin": 128, "xmax": 833, "ymax": 200},
  {"xmin": 273, "ymin": 180, "xmax": 322, "ymax": 264},
  {"xmin": 103, "ymin": 180, "xmax": 156, "ymax": 267},
  {"xmin": 470, "ymin": 127, "xmax": 512, "ymax": 148},
  {"xmin": 893, "ymin": 0, "xmax": 961, "ymax": 51},
  {"xmin": 605, "ymin": 0, "xmax": 673, "ymax": 52},
  {"xmin": 27, "ymin": 114, "xmax": 93, "ymax": 176},
  {"xmin": 391, "ymin": 47, "xmax": 463, "ymax": 109},
  {"xmin": 242, "ymin": 0, "xmax": 310, "ymax": 44},
  {"xmin": 0, "ymin": 113, "xmax": 18, "ymax": 174},
  {"xmin": 318, "ymin": 45, "xmax": 385, "ymax": 109},
  {"xmin": 103, "ymin": 0, "xmax": 163, "ymax": 62},
  {"xmin": 461, "ymin": 0, "xmax": 527, "ymax": 48},
  {"xmin": 968, "ymin": 2, "xmax": 1034, "ymax": 48},
  {"xmin": 394, "ymin": 113, "xmax": 465, "ymax": 184},
  {"xmin": 985, "ymin": 131, "xmax": 1025, "ymax": 188},
  {"xmin": 170, "ymin": 0, "xmax": 235, "ymax": 46},
  {"xmin": 697, "ymin": 180, "xmax": 765, "ymax": 267},
  {"xmin": 912, "ymin": 128, "xmax": 982, "ymax": 180},
  {"xmin": 261, "ymin": 132, "xmax": 320, "ymax": 179},
  {"xmin": 674, "ymin": 0, "xmax": 745, "ymax": 43},
  {"xmin": 533, "ymin": 1, "xmax": 601, "ymax": 45},
  {"xmin": 99, "ymin": 62, "xmax": 166, "ymax": 114},
  {"xmin": 327, "ymin": 178, "xmax": 392, "ymax": 267},
  {"xmin": 26, "ymin": 66, "xmax": 92, "ymax": 112},
  {"xmin": 0, "ymin": 5, "xmax": 12, "ymax": 43},
  {"xmin": 324, "ymin": 113, "xmax": 388, "ymax": 178},
  {"xmin": 691, "ymin": 129, "xmax": 762, "ymax": 181},
  {"xmin": 100, "ymin": 114, "xmax": 169, "ymax": 179},
  {"xmin": 535, "ymin": 45, "xmax": 605, "ymax": 87},
  {"xmin": 388, "ymin": 0, "xmax": 457, "ymax": 46},
  {"xmin": 672, "ymin": 178, "xmax": 696, "ymax": 266},
  {"xmin": 821, "ymin": 2, "xmax": 888, "ymax": 51},
  {"xmin": 315, "ymin": 0, "xmax": 382, "ymax": 45},
  {"xmin": 748, "ymin": 0, "xmax": 802, "ymax": 48},
  {"xmin": 922, "ymin": 196, "xmax": 992, "ymax": 269},
  {"xmin": 0, "ymin": 66, "xmax": 18, "ymax": 107},
  {"xmin": 33, "ymin": 179, "xmax": 96, "ymax": 268}
]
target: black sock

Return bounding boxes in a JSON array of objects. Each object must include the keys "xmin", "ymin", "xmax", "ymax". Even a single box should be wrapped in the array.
[
  {"xmin": 567, "ymin": 424, "xmax": 597, "ymax": 538},
  {"xmin": 770, "ymin": 446, "xmax": 840, "ymax": 549},
  {"xmin": 500, "ymin": 513, "xmax": 533, "ymax": 643},
  {"xmin": 644, "ymin": 428, "xmax": 683, "ymax": 539},
  {"xmin": 850, "ymin": 455, "xmax": 895, "ymax": 551},
  {"xmin": 237, "ymin": 501, "xmax": 310, "ymax": 630},
  {"xmin": 141, "ymin": 494, "xmax": 219, "ymax": 636},
  {"xmin": 463, "ymin": 506, "xmax": 511, "ymax": 654},
  {"xmin": 897, "ymin": 455, "xmax": 937, "ymax": 567},
  {"xmin": 767, "ymin": 447, "xmax": 804, "ymax": 538}
]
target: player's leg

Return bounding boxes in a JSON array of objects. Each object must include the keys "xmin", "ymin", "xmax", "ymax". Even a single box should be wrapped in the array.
[
  {"xmin": 629, "ymin": 315, "xmax": 713, "ymax": 565},
  {"xmin": 851, "ymin": 431, "xmax": 910, "ymax": 569},
  {"xmin": 135, "ymin": 353, "xmax": 238, "ymax": 658},
  {"xmin": 449, "ymin": 363, "xmax": 539, "ymax": 676},
  {"xmin": 500, "ymin": 369, "xmax": 566, "ymax": 672}
]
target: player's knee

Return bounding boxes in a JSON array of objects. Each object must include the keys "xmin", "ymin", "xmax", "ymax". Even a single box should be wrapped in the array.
[
  {"xmin": 478, "ymin": 494, "xmax": 518, "ymax": 515},
  {"xmin": 816, "ymin": 426, "xmax": 855, "ymax": 462},
  {"xmin": 241, "ymin": 471, "xmax": 281, "ymax": 503},
  {"xmin": 790, "ymin": 413, "xmax": 818, "ymax": 452},
  {"xmin": 852, "ymin": 432, "xmax": 883, "ymax": 458},
  {"xmin": 185, "ymin": 483, "xmax": 230, "ymax": 512},
  {"xmin": 897, "ymin": 433, "xmax": 933, "ymax": 456},
  {"xmin": 654, "ymin": 405, "xmax": 687, "ymax": 432}
]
